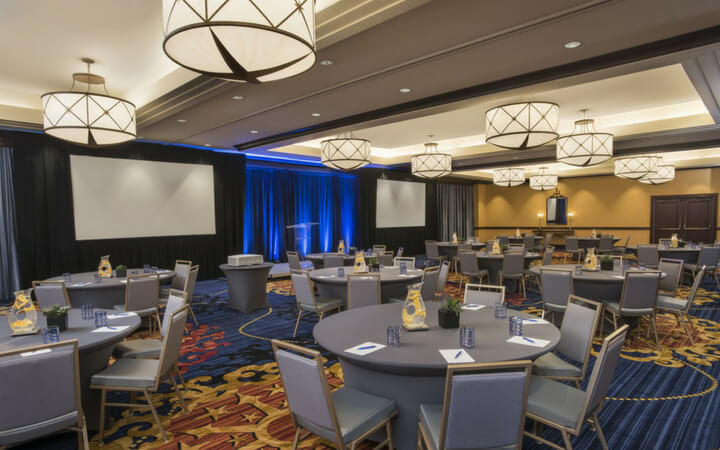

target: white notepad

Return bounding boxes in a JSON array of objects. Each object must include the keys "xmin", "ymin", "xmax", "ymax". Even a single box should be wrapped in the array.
[
  {"xmin": 91, "ymin": 325, "xmax": 130, "ymax": 333},
  {"xmin": 107, "ymin": 312, "xmax": 138, "ymax": 320},
  {"xmin": 73, "ymin": 281, "xmax": 92, "ymax": 287},
  {"xmin": 506, "ymin": 336, "xmax": 550, "ymax": 348},
  {"xmin": 439, "ymin": 349, "xmax": 475, "ymax": 363},
  {"xmin": 522, "ymin": 318, "xmax": 549, "ymax": 325},
  {"xmin": 345, "ymin": 342, "xmax": 385, "ymax": 356},
  {"xmin": 21, "ymin": 349, "xmax": 52, "ymax": 357},
  {"xmin": 461, "ymin": 304, "xmax": 486, "ymax": 311}
]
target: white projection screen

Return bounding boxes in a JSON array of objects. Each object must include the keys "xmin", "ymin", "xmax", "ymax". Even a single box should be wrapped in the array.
[
  {"xmin": 376, "ymin": 179, "xmax": 426, "ymax": 228},
  {"xmin": 70, "ymin": 155, "xmax": 216, "ymax": 240}
]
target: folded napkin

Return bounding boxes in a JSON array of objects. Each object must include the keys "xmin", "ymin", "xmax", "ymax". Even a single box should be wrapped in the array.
[
  {"xmin": 522, "ymin": 318, "xmax": 549, "ymax": 325},
  {"xmin": 439, "ymin": 349, "xmax": 475, "ymax": 363},
  {"xmin": 91, "ymin": 325, "xmax": 130, "ymax": 333},
  {"xmin": 461, "ymin": 304, "xmax": 486, "ymax": 311},
  {"xmin": 506, "ymin": 336, "xmax": 550, "ymax": 348},
  {"xmin": 107, "ymin": 312, "xmax": 138, "ymax": 320},
  {"xmin": 345, "ymin": 342, "xmax": 385, "ymax": 356}
]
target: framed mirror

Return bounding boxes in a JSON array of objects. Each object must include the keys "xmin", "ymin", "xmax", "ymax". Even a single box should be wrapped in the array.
[{"xmin": 546, "ymin": 192, "xmax": 567, "ymax": 225}]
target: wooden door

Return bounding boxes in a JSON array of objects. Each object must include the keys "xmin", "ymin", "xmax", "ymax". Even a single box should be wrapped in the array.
[
  {"xmin": 684, "ymin": 195, "xmax": 716, "ymax": 243},
  {"xmin": 652, "ymin": 197, "xmax": 683, "ymax": 241},
  {"xmin": 651, "ymin": 194, "xmax": 717, "ymax": 244}
]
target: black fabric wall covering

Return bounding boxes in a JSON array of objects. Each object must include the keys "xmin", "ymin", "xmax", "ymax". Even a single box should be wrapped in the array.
[{"xmin": 4, "ymin": 130, "xmax": 244, "ymax": 285}]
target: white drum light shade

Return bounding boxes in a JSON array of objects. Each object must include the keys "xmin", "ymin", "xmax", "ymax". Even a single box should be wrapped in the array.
[
  {"xmin": 411, "ymin": 142, "xmax": 452, "ymax": 179},
  {"xmin": 320, "ymin": 138, "xmax": 371, "ymax": 170},
  {"xmin": 614, "ymin": 156, "xmax": 658, "ymax": 179},
  {"xmin": 41, "ymin": 92, "xmax": 136, "ymax": 147},
  {"xmin": 639, "ymin": 163, "xmax": 675, "ymax": 185},
  {"xmin": 556, "ymin": 118, "xmax": 613, "ymax": 166},
  {"xmin": 162, "ymin": 0, "xmax": 316, "ymax": 83},
  {"xmin": 529, "ymin": 167, "xmax": 558, "ymax": 191},
  {"xmin": 485, "ymin": 102, "xmax": 559, "ymax": 149},
  {"xmin": 493, "ymin": 168, "xmax": 525, "ymax": 187}
]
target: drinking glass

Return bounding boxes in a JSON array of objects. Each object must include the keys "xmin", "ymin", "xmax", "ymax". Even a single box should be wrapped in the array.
[
  {"xmin": 399, "ymin": 262, "xmax": 407, "ymax": 275},
  {"xmin": 81, "ymin": 304, "xmax": 94, "ymax": 320},
  {"xmin": 42, "ymin": 326, "xmax": 60, "ymax": 344},
  {"xmin": 494, "ymin": 301, "xmax": 507, "ymax": 319},
  {"xmin": 93, "ymin": 273, "xmax": 101, "ymax": 283},
  {"xmin": 143, "ymin": 264, "xmax": 151, "ymax": 273},
  {"xmin": 639, "ymin": 262, "xmax": 647, "ymax": 270},
  {"xmin": 62, "ymin": 273, "xmax": 72, "ymax": 283},
  {"xmin": 460, "ymin": 327, "xmax": 475, "ymax": 349},
  {"xmin": 386, "ymin": 325, "xmax": 401, "ymax": 347},
  {"xmin": 151, "ymin": 266, "xmax": 159, "ymax": 274},
  {"xmin": 509, "ymin": 316, "xmax": 523, "ymax": 336},
  {"xmin": 337, "ymin": 267, "xmax": 345, "ymax": 278},
  {"xmin": 94, "ymin": 311, "xmax": 107, "ymax": 328},
  {"xmin": 574, "ymin": 265, "xmax": 583, "ymax": 277}
]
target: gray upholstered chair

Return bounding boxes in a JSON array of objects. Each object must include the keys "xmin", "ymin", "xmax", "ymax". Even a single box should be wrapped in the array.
[
  {"xmin": 0, "ymin": 340, "xmax": 89, "ymax": 449},
  {"xmin": 377, "ymin": 251, "xmax": 394, "ymax": 267},
  {"xmin": 417, "ymin": 360, "xmax": 531, "ymax": 450},
  {"xmin": 539, "ymin": 268, "xmax": 573, "ymax": 322},
  {"xmin": 564, "ymin": 237, "xmax": 584, "ymax": 263},
  {"xmin": 543, "ymin": 232, "xmax": 554, "ymax": 249},
  {"xmin": 421, "ymin": 266, "xmax": 441, "ymax": 302},
  {"xmin": 684, "ymin": 246, "xmax": 720, "ymax": 288},
  {"xmin": 91, "ymin": 306, "xmax": 190, "ymax": 442},
  {"xmin": 372, "ymin": 244, "xmax": 386, "ymax": 254},
  {"xmin": 524, "ymin": 325, "xmax": 629, "ymax": 450},
  {"xmin": 657, "ymin": 266, "xmax": 705, "ymax": 344},
  {"xmin": 598, "ymin": 236, "xmax": 613, "ymax": 254},
  {"xmin": 160, "ymin": 265, "xmax": 198, "ymax": 326},
  {"xmin": 525, "ymin": 246, "xmax": 554, "ymax": 293},
  {"xmin": 637, "ymin": 244, "xmax": 659, "ymax": 269},
  {"xmin": 613, "ymin": 235, "xmax": 631, "ymax": 255},
  {"xmin": 499, "ymin": 252, "xmax": 526, "ymax": 297},
  {"xmin": 115, "ymin": 274, "xmax": 161, "ymax": 334},
  {"xmin": 541, "ymin": 246, "xmax": 555, "ymax": 266},
  {"xmin": 169, "ymin": 259, "xmax": 192, "ymax": 291},
  {"xmin": 291, "ymin": 270, "xmax": 343, "ymax": 337},
  {"xmin": 605, "ymin": 270, "xmax": 661, "ymax": 349},
  {"xmin": 498, "ymin": 236, "xmax": 510, "ymax": 246},
  {"xmin": 346, "ymin": 273, "xmax": 380, "ymax": 310},
  {"xmin": 323, "ymin": 253, "xmax": 343, "ymax": 268},
  {"xmin": 658, "ymin": 258, "xmax": 684, "ymax": 296},
  {"xmin": 532, "ymin": 296, "xmax": 602, "ymax": 388},
  {"xmin": 32, "ymin": 280, "xmax": 71, "ymax": 309},
  {"xmin": 271, "ymin": 340, "xmax": 397, "ymax": 450},
  {"xmin": 464, "ymin": 283, "xmax": 505, "ymax": 306},
  {"xmin": 287, "ymin": 251, "xmax": 303, "ymax": 270},
  {"xmin": 507, "ymin": 243, "xmax": 525, "ymax": 253},
  {"xmin": 435, "ymin": 260, "xmax": 451, "ymax": 296},
  {"xmin": 524, "ymin": 235, "xmax": 536, "ymax": 251},
  {"xmin": 425, "ymin": 240, "xmax": 443, "ymax": 266},
  {"xmin": 396, "ymin": 246, "xmax": 404, "ymax": 257},
  {"xmin": 459, "ymin": 250, "xmax": 489, "ymax": 291},
  {"xmin": 394, "ymin": 256, "xmax": 416, "ymax": 269},
  {"xmin": 452, "ymin": 243, "xmax": 472, "ymax": 272}
]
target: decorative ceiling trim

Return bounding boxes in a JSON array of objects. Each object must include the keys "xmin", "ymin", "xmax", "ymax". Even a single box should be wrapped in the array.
[{"xmin": 682, "ymin": 48, "xmax": 720, "ymax": 124}]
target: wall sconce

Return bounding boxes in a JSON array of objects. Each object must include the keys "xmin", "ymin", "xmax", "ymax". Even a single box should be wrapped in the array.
[
  {"xmin": 568, "ymin": 212, "xmax": 575, "ymax": 229},
  {"xmin": 537, "ymin": 212, "xmax": 544, "ymax": 229}
]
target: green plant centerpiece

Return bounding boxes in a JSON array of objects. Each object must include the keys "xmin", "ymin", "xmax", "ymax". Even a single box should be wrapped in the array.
[
  {"xmin": 42, "ymin": 305, "xmax": 70, "ymax": 331},
  {"xmin": 600, "ymin": 255, "xmax": 614, "ymax": 271},
  {"xmin": 501, "ymin": 244, "xmax": 509, "ymax": 252},
  {"xmin": 438, "ymin": 296, "xmax": 461, "ymax": 329},
  {"xmin": 115, "ymin": 264, "xmax": 127, "ymax": 278}
]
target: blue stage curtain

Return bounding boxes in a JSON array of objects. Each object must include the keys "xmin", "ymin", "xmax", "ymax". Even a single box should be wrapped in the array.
[{"xmin": 243, "ymin": 164, "xmax": 359, "ymax": 261}]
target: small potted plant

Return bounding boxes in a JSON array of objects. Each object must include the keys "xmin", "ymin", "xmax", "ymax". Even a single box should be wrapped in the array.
[
  {"xmin": 42, "ymin": 305, "xmax": 70, "ymax": 331},
  {"xmin": 115, "ymin": 264, "xmax": 127, "ymax": 278},
  {"xmin": 501, "ymin": 244, "xmax": 508, "ymax": 252},
  {"xmin": 600, "ymin": 256, "xmax": 614, "ymax": 271},
  {"xmin": 438, "ymin": 297, "xmax": 461, "ymax": 329}
]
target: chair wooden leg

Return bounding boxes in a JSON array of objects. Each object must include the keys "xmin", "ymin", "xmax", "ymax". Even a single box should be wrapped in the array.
[
  {"xmin": 593, "ymin": 413, "xmax": 609, "ymax": 450},
  {"xmin": 96, "ymin": 389, "xmax": 106, "ymax": 443},
  {"xmin": 386, "ymin": 420, "xmax": 394, "ymax": 449},
  {"xmin": 175, "ymin": 364, "xmax": 187, "ymax": 390},
  {"xmin": 293, "ymin": 310, "xmax": 303, "ymax": 337},
  {"xmin": 144, "ymin": 389, "xmax": 168, "ymax": 442},
  {"xmin": 155, "ymin": 312, "xmax": 162, "ymax": 336},
  {"xmin": 169, "ymin": 373, "xmax": 188, "ymax": 413},
  {"xmin": 188, "ymin": 304, "xmax": 199, "ymax": 327},
  {"xmin": 650, "ymin": 315, "xmax": 660, "ymax": 350},
  {"xmin": 291, "ymin": 427, "xmax": 302, "ymax": 450},
  {"xmin": 612, "ymin": 312, "xmax": 618, "ymax": 331},
  {"xmin": 561, "ymin": 429, "xmax": 573, "ymax": 449},
  {"xmin": 319, "ymin": 311, "xmax": 325, "ymax": 320},
  {"xmin": 78, "ymin": 413, "xmax": 90, "ymax": 450}
]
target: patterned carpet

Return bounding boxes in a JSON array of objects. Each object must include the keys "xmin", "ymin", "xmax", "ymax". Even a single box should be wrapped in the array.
[{"xmin": 11, "ymin": 255, "xmax": 720, "ymax": 449}]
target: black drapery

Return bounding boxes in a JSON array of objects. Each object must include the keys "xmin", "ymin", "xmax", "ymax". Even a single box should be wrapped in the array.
[
  {"xmin": 436, "ymin": 182, "xmax": 474, "ymax": 241},
  {"xmin": 0, "ymin": 144, "xmax": 21, "ymax": 303},
  {"xmin": 4, "ymin": 130, "xmax": 244, "ymax": 284}
]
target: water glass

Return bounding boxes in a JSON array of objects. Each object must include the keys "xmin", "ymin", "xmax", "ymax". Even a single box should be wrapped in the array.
[
  {"xmin": 399, "ymin": 262, "xmax": 407, "ymax": 275},
  {"xmin": 93, "ymin": 273, "xmax": 101, "ymax": 283},
  {"xmin": 81, "ymin": 304, "xmax": 94, "ymax": 320},
  {"xmin": 62, "ymin": 273, "xmax": 72, "ymax": 283},
  {"xmin": 151, "ymin": 266, "xmax": 159, "ymax": 274},
  {"xmin": 459, "ymin": 327, "xmax": 475, "ymax": 349},
  {"xmin": 639, "ymin": 262, "xmax": 647, "ymax": 270},
  {"xmin": 574, "ymin": 265, "xmax": 583, "ymax": 277},
  {"xmin": 494, "ymin": 301, "xmax": 507, "ymax": 319},
  {"xmin": 337, "ymin": 267, "xmax": 345, "ymax": 278},
  {"xmin": 509, "ymin": 316, "xmax": 523, "ymax": 336},
  {"xmin": 386, "ymin": 325, "xmax": 401, "ymax": 347},
  {"xmin": 94, "ymin": 311, "xmax": 107, "ymax": 328},
  {"xmin": 42, "ymin": 326, "xmax": 60, "ymax": 344},
  {"xmin": 143, "ymin": 264, "xmax": 151, "ymax": 273}
]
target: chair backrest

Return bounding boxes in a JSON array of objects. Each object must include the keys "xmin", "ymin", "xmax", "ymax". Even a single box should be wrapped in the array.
[
  {"xmin": 577, "ymin": 325, "xmax": 629, "ymax": 431},
  {"xmin": 697, "ymin": 246, "xmax": 720, "ymax": 268},
  {"xmin": 464, "ymin": 284, "xmax": 505, "ymax": 306},
  {"xmin": 438, "ymin": 361, "xmax": 531, "ymax": 449},
  {"xmin": 394, "ymin": 256, "xmax": 416, "ymax": 268},
  {"xmin": 161, "ymin": 289, "xmax": 187, "ymax": 337},
  {"xmin": 0, "ymin": 340, "xmax": 82, "ymax": 446},
  {"xmin": 323, "ymin": 253, "xmax": 343, "ymax": 268},
  {"xmin": 619, "ymin": 271, "xmax": 661, "ymax": 310},
  {"xmin": 557, "ymin": 297, "xmax": 602, "ymax": 378},
  {"xmin": 396, "ymin": 246, "xmax": 404, "ymax": 257},
  {"xmin": 685, "ymin": 266, "xmax": 707, "ymax": 311},
  {"xmin": 32, "ymin": 281, "xmax": 71, "ymax": 309},
  {"xmin": 637, "ymin": 245, "xmax": 659, "ymax": 266},
  {"xmin": 658, "ymin": 238, "xmax": 672, "ymax": 248},
  {"xmin": 425, "ymin": 240, "xmax": 439, "ymax": 258},
  {"xmin": 456, "ymin": 243, "xmax": 472, "ymax": 258},
  {"xmin": 184, "ymin": 265, "xmax": 199, "ymax": 299},
  {"xmin": 502, "ymin": 252, "xmax": 524, "ymax": 275},
  {"xmin": 544, "ymin": 232, "xmax": 553, "ymax": 247},
  {"xmin": 459, "ymin": 250, "xmax": 479, "ymax": 274},
  {"xmin": 156, "ymin": 305, "xmax": 189, "ymax": 386},
  {"xmin": 272, "ymin": 340, "xmax": 342, "ymax": 445},
  {"xmin": 542, "ymin": 246, "xmax": 554, "ymax": 265},
  {"xmin": 623, "ymin": 235, "xmax": 631, "ymax": 247},
  {"xmin": 421, "ymin": 267, "xmax": 441, "ymax": 301},
  {"xmin": 565, "ymin": 237, "xmax": 579, "ymax": 251},
  {"xmin": 372, "ymin": 244, "xmax": 386, "ymax": 253},
  {"xmin": 507, "ymin": 244, "xmax": 525, "ymax": 253},
  {"xmin": 346, "ymin": 274, "xmax": 380, "ymax": 310},
  {"xmin": 170, "ymin": 259, "xmax": 192, "ymax": 290},
  {"xmin": 539, "ymin": 268, "xmax": 573, "ymax": 308},
  {"xmin": 291, "ymin": 270, "xmax": 316, "ymax": 308},
  {"xmin": 436, "ymin": 260, "xmax": 451, "ymax": 294},
  {"xmin": 658, "ymin": 258, "xmax": 683, "ymax": 295},
  {"xmin": 124, "ymin": 274, "xmax": 160, "ymax": 312},
  {"xmin": 287, "ymin": 251, "xmax": 302, "ymax": 270},
  {"xmin": 377, "ymin": 251, "xmax": 394, "ymax": 267},
  {"xmin": 599, "ymin": 236, "xmax": 613, "ymax": 252},
  {"xmin": 524, "ymin": 235, "xmax": 536, "ymax": 249}
]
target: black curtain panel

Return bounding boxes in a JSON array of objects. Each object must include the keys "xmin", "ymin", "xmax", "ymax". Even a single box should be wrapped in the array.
[
  {"xmin": 436, "ymin": 182, "xmax": 475, "ymax": 241},
  {"xmin": 4, "ymin": 130, "xmax": 244, "ymax": 284},
  {"xmin": 0, "ymin": 144, "xmax": 21, "ymax": 303}
]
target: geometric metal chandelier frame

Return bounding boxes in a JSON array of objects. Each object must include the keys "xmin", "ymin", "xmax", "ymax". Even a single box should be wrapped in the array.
[
  {"xmin": 639, "ymin": 159, "xmax": 675, "ymax": 185},
  {"xmin": 485, "ymin": 101, "xmax": 559, "ymax": 150},
  {"xmin": 529, "ymin": 167, "xmax": 558, "ymax": 191},
  {"xmin": 411, "ymin": 141, "xmax": 452, "ymax": 179},
  {"xmin": 556, "ymin": 111, "xmax": 613, "ymax": 167},
  {"xmin": 493, "ymin": 167, "xmax": 526, "ymax": 187},
  {"xmin": 614, "ymin": 155, "xmax": 659, "ymax": 179},
  {"xmin": 320, "ymin": 137, "xmax": 371, "ymax": 171}
]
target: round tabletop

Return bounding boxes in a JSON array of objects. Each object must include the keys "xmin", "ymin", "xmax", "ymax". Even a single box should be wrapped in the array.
[
  {"xmin": 219, "ymin": 262, "xmax": 274, "ymax": 271},
  {"xmin": 528, "ymin": 264, "xmax": 666, "ymax": 281},
  {"xmin": 436, "ymin": 241, "xmax": 486, "ymax": 248},
  {"xmin": 315, "ymin": 302, "xmax": 560, "ymax": 375},
  {"xmin": 305, "ymin": 253, "xmax": 357, "ymax": 268},
  {"xmin": 309, "ymin": 267, "xmax": 424, "ymax": 284},
  {"xmin": 627, "ymin": 246, "xmax": 701, "ymax": 264},
  {"xmin": 476, "ymin": 251, "xmax": 542, "ymax": 260}
]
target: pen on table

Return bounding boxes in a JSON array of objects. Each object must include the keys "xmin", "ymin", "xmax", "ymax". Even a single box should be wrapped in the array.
[
  {"xmin": 523, "ymin": 337, "xmax": 535, "ymax": 343},
  {"xmin": 358, "ymin": 345, "xmax": 376, "ymax": 350},
  {"xmin": 107, "ymin": 326, "xmax": 117, "ymax": 330},
  {"xmin": 525, "ymin": 319, "xmax": 537, "ymax": 322},
  {"xmin": 455, "ymin": 350, "xmax": 462, "ymax": 359}
]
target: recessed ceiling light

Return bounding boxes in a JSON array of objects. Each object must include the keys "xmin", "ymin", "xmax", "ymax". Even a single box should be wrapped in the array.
[
  {"xmin": 250, "ymin": 130, "xmax": 259, "ymax": 134},
  {"xmin": 319, "ymin": 59, "xmax": 333, "ymax": 66},
  {"xmin": 176, "ymin": 119, "xmax": 187, "ymax": 123},
  {"xmin": 232, "ymin": 95, "xmax": 244, "ymax": 100},
  {"xmin": 311, "ymin": 113, "xmax": 321, "ymax": 117},
  {"xmin": 399, "ymin": 88, "xmax": 411, "ymax": 93},
  {"xmin": 564, "ymin": 40, "xmax": 582, "ymax": 49}
]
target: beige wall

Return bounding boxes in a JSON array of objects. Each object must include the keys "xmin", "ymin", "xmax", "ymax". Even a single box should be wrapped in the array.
[{"xmin": 474, "ymin": 167, "xmax": 720, "ymax": 245}]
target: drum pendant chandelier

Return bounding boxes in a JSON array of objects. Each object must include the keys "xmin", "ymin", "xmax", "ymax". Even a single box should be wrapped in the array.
[
  {"xmin": 320, "ymin": 137, "xmax": 372, "ymax": 171},
  {"xmin": 411, "ymin": 141, "xmax": 452, "ymax": 179},
  {"xmin": 529, "ymin": 167, "xmax": 558, "ymax": 191},
  {"xmin": 614, "ymin": 155, "xmax": 659, "ymax": 179},
  {"xmin": 493, "ymin": 168, "xmax": 525, "ymax": 187},
  {"xmin": 485, "ymin": 102, "xmax": 559, "ymax": 150},
  {"xmin": 41, "ymin": 58, "xmax": 136, "ymax": 147},
  {"xmin": 162, "ymin": 0, "xmax": 316, "ymax": 83},
  {"xmin": 556, "ymin": 111, "xmax": 613, "ymax": 167},
  {"xmin": 639, "ymin": 158, "xmax": 675, "ymax": 184}
]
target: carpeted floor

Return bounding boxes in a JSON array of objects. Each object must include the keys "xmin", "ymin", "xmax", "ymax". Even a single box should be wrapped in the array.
[{"xmin": 12, "ymin": 255, "xmax": 720, "ymax": 449}]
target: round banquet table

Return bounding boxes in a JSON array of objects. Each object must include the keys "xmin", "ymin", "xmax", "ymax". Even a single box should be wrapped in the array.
[
  {"xmin": 529, "ymin": 264, "xmax": 666, "ymax": 302},
  {"xmin": 305, "ymin": 253, "xmax": 356, "ymax": 268},
  {"xmin": 436, "ymin": 241, "xmax": 485, "ymax": 257},
  {"xmin": 314, "ymin": 302, "xmax": 560, "ymax": 449},
  {"xmin": 0, "ymin": 308, "xmax": 141, "ymax": 430},
  {"xmin": 309, "ymin": 267, "xmax": 424, "ymax": 304},
  {"xmin": 219, "ymin": 263, "xmax": 274, "ymax": 312},
  {"xmin": 626, "ymin": 245, "xmax": 701, "ymax": 264},
  {"xmin": 508, "ymin": 236, "xmax": 543, "ymax": 245},
  {"xmin": 573, "ymin": 237, "xmax": 621, "ymax": 249},
  {"xmin": 475, "ymin": 251, "xmax": 542, "ymax": 282},
  {"xmin": 46, "ymin": 269, "xmax": 176, "ymax": 308}
]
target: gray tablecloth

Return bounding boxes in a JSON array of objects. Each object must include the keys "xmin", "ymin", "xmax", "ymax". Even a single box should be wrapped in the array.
[
  {"xmin": 309, "ymin": 267, "xmax": 423, "ymax": 303},
  {"xmin": 220, "ymin": 263, "xmax": 274, "ymax": 312},
  {"xmin": 436, "ymin": 242, "xmax": 486, "ymax": 257},
  {"xmin": 305, "ymin": 253, "xmax": 356, "ymax": 268}
]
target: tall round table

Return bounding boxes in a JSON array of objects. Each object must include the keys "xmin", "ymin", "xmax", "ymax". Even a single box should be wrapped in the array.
[
  {"xmin": 314, "ymin": 302, "xmax": 560, "ymax": 449},
  {"xmin": 436, "ymin": 242, "xmax": 485, "ymax": 257},
  {"xmin": 573, "ymin": 237, "xmax": 621, "ymax": 249},
  {"xmin": 627, "ymin": 246, "xmax": 701, "ymax": 264},
  {"xmin": 0, "ymin": 309, "xmax": 141, "ymax": 430},
  {"xmin": 219, "ymin": 263, "xmax": 274, "ymax": 312},
  {"xmin": 46, "ymin": 269, "xmax": 176, "ymax": 308},
  {"xmin": 475, "ymin": 251, "xmax": 542, "ymax": 282},
  {"xmin": 309, "ymin": 267, "xmax": 424, "ymax": 303},
  {"xmin": 305, "ymin": 253, "xmax": 356, "ymax": 268}
]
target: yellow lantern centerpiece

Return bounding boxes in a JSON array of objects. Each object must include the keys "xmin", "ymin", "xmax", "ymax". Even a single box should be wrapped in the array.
[
  {"xmin": 515, "ymin": 228, "xmax": 521, "ymax": 238},
  {"xmin": 354, "ymin": 252, "xmax": 367, "ymax": 272},
  {"xmin": 9, "ymin": 289, "xmax": 38, "ymax": 335},
  {"xmin": 98, "ymin": 255, "xmax": 112, "ymax": 278},
  {"xmin": 491, "ymin": 239, "xmax": 501, "ymax": 254},
  {"xmin": 452, "ymin": 232, "xmax": 458, "ymax": 244},
  {"xmin": 401, "ymin": 282, "xmax": 428, "ymax": 331},
  {"xmin": 584, "ymin": 247, "xmax": 599, "ymax": 271},
  {"xmin": 337, "ymin": 240, "xmax": 345, "ymax": 254},
  {"xmin": 591, "ymin": 229, "xmax": 598, "ymax": 239},
  {"xmin": 671, "ymin": 233, "xmax": 679, "ymax": 248}
]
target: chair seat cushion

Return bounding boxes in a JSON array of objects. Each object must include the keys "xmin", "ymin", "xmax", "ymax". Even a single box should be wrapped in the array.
[
  {"xmin": 91, "ymin": 358, "xmax": 158, "ymax": 389},
  {"xmin": 605, "ymin": 302, "xmax": 654, "ymax": 317},
  {"xmin": 532, "ymin": 352, "xmax": 582, "ymax": 378},
  {"xmin": 332, "ymin": 387, "xmax": 396, "ymax": 443},
  {"xmin": 113, "ymin": 339, "xmax": 162, "ymax": 359},
  {"xmin": 527, "ymin": 375, "xmax": 585, "ymax": 428},
  {"xmin": 299, "ymin": 297, "xmax": 343, "ymax": 313},
  {"xmin": 656, "ymin": 294, "xmax": 687, "ymax": 311},
  {"xmin": 419, "ymin": 402, "xmax": 442, "ymax": 450}
]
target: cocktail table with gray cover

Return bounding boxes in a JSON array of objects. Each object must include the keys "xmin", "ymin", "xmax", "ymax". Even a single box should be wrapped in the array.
[
  {"xmin": 475, "ymin": 251, "xmax": 542, "ymax": 282},
  {"xmin": 436, "ymin": 241, "xmax": 485, "ymax": 257},
  {"xmin": 306, "ymin": 253, "xmax": 356, "ymax": 268},
  {"xmin": 626, "ymin": 245, "xmax": 701, "ymax": 264},
  {"xmin": 220, "ymin": 262, "xmax": 274, "ymax": 312},
  {"xmin": 574, "ymin": 237, "xmax": 621, "ymax": 249},
  {"xmin": 314, "ymin": 302, "xmax": 560, "ymax": 450},
  {"xmin": 309, "ymin": 267, "xmax": 424, "ymax": 304}
]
